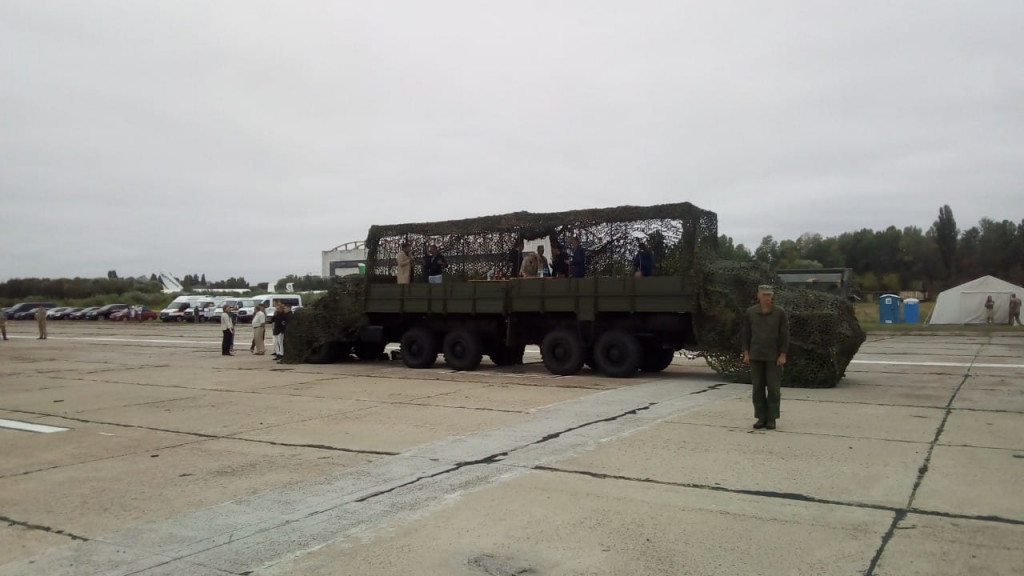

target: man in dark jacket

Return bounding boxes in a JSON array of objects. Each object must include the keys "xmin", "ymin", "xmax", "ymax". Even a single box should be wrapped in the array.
[
  {"xmin": 507, "ymin": 238, "xmax": 524, "ymax": 278},
  {"xmin": 570, "ymin": 236, "xmax": 586, "ymax": 278},
  {"xmin": 271, "ymin": 303, "xmax": 290, "ymax": 360},
  {"xmin": 740, "ymin": 284, "xmax": 789, "ymax": 430},
  {"xmin": 551, "ymin": 244, "xmax": 570, "ymax": 278},
  {"xmin": 633, "ymin": 240, "xmax": 654, "ymax": 277},
  {"xmin": 425, "ymin": 244, "xmax": 448, "ymax": 283}
]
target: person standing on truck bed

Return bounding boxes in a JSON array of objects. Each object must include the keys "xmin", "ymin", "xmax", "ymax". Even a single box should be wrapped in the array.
[
  {"xmin": 551, "ymin": 243, "xmax": 569, "ymax": 278},
  {"xmin": 520, "ymin": 251, "xmax": 540, "ymax": 278},
  {"xmin": 397, "ymin": 242, "xmax": 412, "ymax": 284},
  {"xmin": 507, "ymin": 238, "xmax": 524, "ymax": 279},
  {"xmin": 740, "ymin": 284, "xmax": 789, "ymax": 431},
  {"xmin": 425, "ymin": 244, "xmax": 447, "ymax": 284},
  {"xmin": 570, "ymin": 236, "xmax": 586, "ymax": 278},
  {"xmin": 633, "ymin": 240, "xmax": 654, "ymax": 277},
  {"xmin": 536, "ymin": 244, "xmax": 550, "ymax": 277}
]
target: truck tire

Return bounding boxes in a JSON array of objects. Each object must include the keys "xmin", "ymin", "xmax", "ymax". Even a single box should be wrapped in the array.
[
  {"xmin": 354, "ymin": 342, "xmax": 386, "ymax": 361},
  {"xmin": 641, "ymin": 346, "xmax": 675, "ymax": 372},
  {"xmin": 594, "ymin": 330, "xmax": 641, "ymax": 378},
  {"xmin": 401, "ymin": 327, "xmax": 438, "ymax": 369},
  {"xmin": 489, "ymin": 344, "xmax": 525, "ymax": 366},
  {"xmin": 541, "ymin": 329, "xmax": 585, "ymax": 375},
  {"xmin": 443, "ymin": 328, "xmax": 483, "ymax": 371}
]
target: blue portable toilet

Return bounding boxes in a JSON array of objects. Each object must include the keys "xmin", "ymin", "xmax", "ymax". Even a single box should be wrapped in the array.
[
  {"xmin": 903, "ymin": 298, "xmax": 920, "ymax": 323},
  {"xmin": 879, "ymin": 294, "xmax": 901, "ymax": 324}
]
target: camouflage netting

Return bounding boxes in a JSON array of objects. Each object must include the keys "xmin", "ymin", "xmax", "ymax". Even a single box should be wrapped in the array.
[
  {"xmin": 282, "ymin": 276, "xmax": 366, "ymax": 363},
  {"xmin": 696, "ymin": 260, "xmax": 866, "ymax": 388},
  {"xmin": 364, "ymin": 202, "xmax": 719, "ymax": 281}
]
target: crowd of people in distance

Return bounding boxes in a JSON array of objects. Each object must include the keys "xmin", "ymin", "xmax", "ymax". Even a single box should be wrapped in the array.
[{"xmin": 394, "ymin": 236, "xmax": 655, "ymax": 284}]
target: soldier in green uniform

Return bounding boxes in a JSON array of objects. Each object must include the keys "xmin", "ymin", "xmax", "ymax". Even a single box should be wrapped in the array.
[{"xmin": 741, "ymin": 284, "xmax": 789, "ymax": 430}]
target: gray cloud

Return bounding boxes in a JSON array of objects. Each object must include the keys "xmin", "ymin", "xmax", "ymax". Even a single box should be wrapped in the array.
[{"xmin": 2, "ymin": 1, "xmax": 1021, "ymax": 283}]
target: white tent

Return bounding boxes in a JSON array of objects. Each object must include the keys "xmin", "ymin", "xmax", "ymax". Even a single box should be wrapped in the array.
[{"xmin": 928, "ymin": 275, "xmax": 1024, "ymax": 325}]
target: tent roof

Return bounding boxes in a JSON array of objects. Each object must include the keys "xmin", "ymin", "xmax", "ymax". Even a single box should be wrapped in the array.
[{"xmin": 936, "ymin": 275, "xmax": 1023, "ymax": 296}]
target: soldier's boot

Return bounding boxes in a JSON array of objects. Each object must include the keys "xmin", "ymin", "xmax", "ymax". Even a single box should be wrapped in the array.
[
  {"xmin": 753, "ymin": 418, "xmax": 767, "ymax": 430},
  {"xmin": 766, "ymin": 419, "xmax": 777, "ymax": 430}
]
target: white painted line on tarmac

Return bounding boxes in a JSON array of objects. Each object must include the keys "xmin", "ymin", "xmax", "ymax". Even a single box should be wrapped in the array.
[
  {"xmin": 0, "ymin": 419, "xmax": 69, "ymax": 434},
  {"xmin": 8, "ymin": 335, "xmax": 220, "ymax": 344},
  {"xmin": 851, "ymin": 359, "xmax": 1024, "ymax": 369}
]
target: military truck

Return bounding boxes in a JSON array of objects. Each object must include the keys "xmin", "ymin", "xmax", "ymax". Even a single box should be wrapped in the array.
[{"xmin": 289, "ymin": 202, "xmax": 865, "ymax": 387}]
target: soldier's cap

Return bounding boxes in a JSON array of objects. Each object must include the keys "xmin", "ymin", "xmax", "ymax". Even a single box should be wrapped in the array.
[{"xmin": 757, "ymin": 284, "xmax": 774, "ymax": 294}]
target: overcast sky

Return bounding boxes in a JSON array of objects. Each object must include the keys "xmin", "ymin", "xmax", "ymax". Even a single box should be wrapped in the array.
[{"xmin": 1, "ymin": 1, "xmax": 1021, "ymax": 285}]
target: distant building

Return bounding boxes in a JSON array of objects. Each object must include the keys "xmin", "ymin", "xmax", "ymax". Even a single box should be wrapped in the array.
[
  {"xmin": 776, "ymin": 268, "xmax": 856, "ymax": 300},
  {"xmin": 321, "ymin": 241, "xmax": 367, "ymax": 278}
]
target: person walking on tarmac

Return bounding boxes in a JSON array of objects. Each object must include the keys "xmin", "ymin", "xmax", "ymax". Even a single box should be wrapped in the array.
[
  {"xmin": 220, "ymin": 303, "xmax": 234, "ymax": 355},
  {"xmin": 741, "ymin": 284, "xmax": 790, "ymax": 430},
  {"xmin": 36, "ymin": 306, "xmax": 48, "ymax": 340}
]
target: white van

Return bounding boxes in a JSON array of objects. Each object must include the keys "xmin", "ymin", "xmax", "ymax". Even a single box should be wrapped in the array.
[
  {"xmin": 235, "ymin": 294, "xmax": 302, "ymax": 324},
  {"xmin": 159, "ymin": 295, "xmax": 213, "ymax": 322}
]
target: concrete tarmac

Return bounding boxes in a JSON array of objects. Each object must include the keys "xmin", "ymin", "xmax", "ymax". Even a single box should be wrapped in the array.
[{"xmin": 0, "ymin": 320, "xmax": 1022, "ymax": 575}]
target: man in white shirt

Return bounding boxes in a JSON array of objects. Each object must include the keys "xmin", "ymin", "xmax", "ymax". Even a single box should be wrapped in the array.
[
  {"xmin": 251, "ymin": 303, "xmax": 267, "ymax": 355},
  {"xmin": 220, "ymin": 304, "xmax": 234, "ymax": 356}
]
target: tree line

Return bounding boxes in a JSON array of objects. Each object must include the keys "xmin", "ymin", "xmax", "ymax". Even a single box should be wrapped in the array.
[
  {"xmin": 714, "ymin": 205, "xmax": 1023, "ymax": 294},
  {"xmin": 3, "ymin": 205, "xmax": 1020, "ymax": 301}
]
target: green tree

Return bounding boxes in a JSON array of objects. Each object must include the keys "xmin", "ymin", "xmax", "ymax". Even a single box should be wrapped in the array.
[
  {"xmin": 930, "ymin": 205, "xmax": 958, "ymax": 280},
  {"xmin": 716, "ymin": 234, "xmax": 752, "ymax": 262},
  {"xmin": 753, "ymin": 235, "xmax": 778, "ymax": 268},
  {"xmin": 274, "ymin": 274, "xmax": 333, "ymax": 292}
]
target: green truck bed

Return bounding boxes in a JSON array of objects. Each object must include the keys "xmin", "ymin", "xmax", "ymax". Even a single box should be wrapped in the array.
[{"xmin": 364, "ymin": 276, "xmax": 698, "ymax": 321}]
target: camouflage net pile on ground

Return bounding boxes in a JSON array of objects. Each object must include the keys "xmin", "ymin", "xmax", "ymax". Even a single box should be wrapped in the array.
[
  {"xmin": 282, "ymin": 276, "xmax": 366, "ymax": 363},
  {"xmin": 364, "ymin": 202, "xmax": 719, "ymax": 281},
  {"xmin": 696, "ymin": 260, "xmax": 866, "ymax": 388}
]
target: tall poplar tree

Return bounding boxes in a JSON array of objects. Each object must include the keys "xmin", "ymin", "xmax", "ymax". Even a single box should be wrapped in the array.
[{"xmin": 930, "ymin": 205, "xmax": 958, "ymax": 279}]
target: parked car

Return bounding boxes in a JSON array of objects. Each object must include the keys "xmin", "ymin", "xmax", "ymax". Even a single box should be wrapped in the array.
[
  {"xmin": 51, "ymin": 307, "xmax": 83, "ymax": 319},
  {"xmin": 4, "ymin": 302, "xmax": 56, "ymax": 319},
  {"xmin": 109, "ymin": 306, "xmax": 157, "ymax": 321},
  {"xmin": 159, "ymin": 295, "xmax": 213, "ymax": 322},
  {"xmin": 236, "ymin": 294, "xmax": 302, "ymax": 323},
  {"xmin": 183, "ymin": 300, "xmax": 219, "ymax": 323},
  {"xmin": 14, "ymin": 307, "xmax": 46, "ymax": 320},
  {"xmin": 85, "ymin": 304, "xmax": 128, "ymax": 320},
  {"xmin": 69, "ymin": 306, "xmax": 101, "ymax": 320},
  {"xmin": 47, "ymin": 307, "xmax": 74, "ymax": 319}
]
